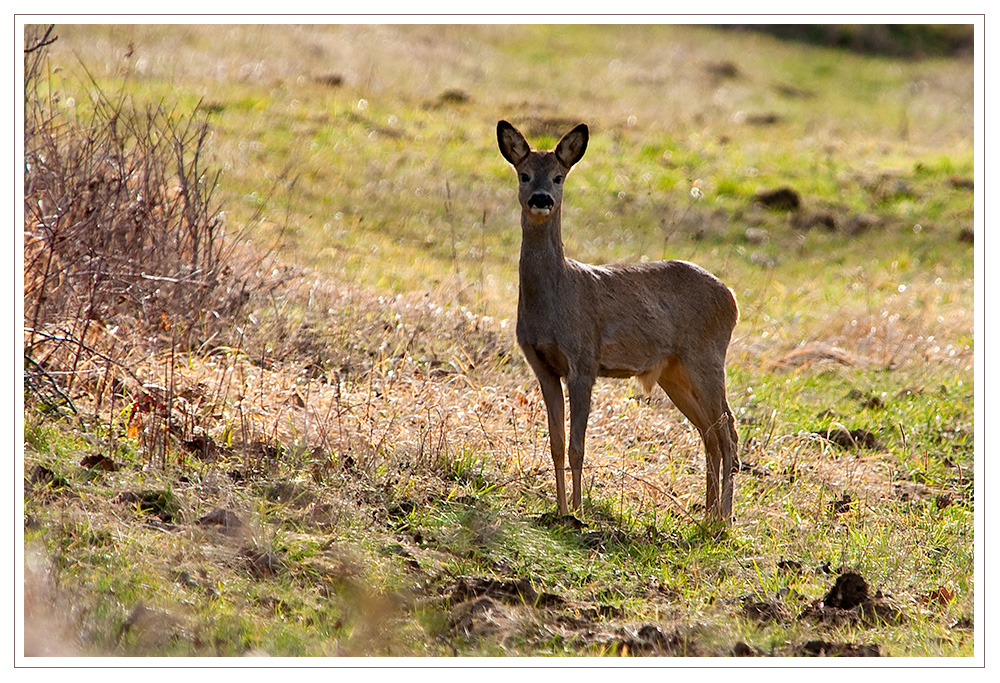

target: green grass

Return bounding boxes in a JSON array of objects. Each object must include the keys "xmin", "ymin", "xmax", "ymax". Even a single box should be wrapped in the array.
[
  {"xmin": 24, "ymin": 388, "xmax": 975, "ymax": 655},
  {"xmin": 41, "ymin": 24, "xmax": 973, "ymax": 319},
  {"xmin": 23, "ymin": 23, "xmax": 975, "ymax": 658}
]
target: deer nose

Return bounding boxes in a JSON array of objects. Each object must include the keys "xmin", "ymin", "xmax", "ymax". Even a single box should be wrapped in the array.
[{"xmin": 527, "ymin": 193, "xmax": 554, "ymax": 211}]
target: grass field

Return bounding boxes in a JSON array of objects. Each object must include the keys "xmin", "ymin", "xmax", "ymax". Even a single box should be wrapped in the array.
[{"xmin": 22, "ymin": 23, "xmax": 978, "ymax": 659}]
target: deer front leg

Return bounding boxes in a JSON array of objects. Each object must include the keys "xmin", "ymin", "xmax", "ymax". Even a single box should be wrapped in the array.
[
  {"xmin": 567, "ymin": 373, "xmax": 595, "ymax": 512},
  {"xmin": 539, "ymin": 374, "xmax": 568, "ymax": 514},
  {"xmin": 523, "ymin": 348, "xmax": 569, "ymax": 514},
  {"xmin": 538, "ymin": 372, "xmax": 567, "ymax": 514}
]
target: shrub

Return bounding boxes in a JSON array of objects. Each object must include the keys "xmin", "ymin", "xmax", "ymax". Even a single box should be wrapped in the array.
[{"xmin": 23, "ymin": 25, "xmax": 267, "ymax": 418}]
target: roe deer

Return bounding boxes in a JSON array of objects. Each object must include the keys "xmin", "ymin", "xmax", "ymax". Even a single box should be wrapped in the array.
[{"xmin": 497, "ymin": 120, "xmax": 740, "ymax": 523}]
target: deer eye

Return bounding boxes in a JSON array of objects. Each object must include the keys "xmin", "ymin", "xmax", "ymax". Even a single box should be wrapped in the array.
[
  {"xmin": 553, "ymin": 175, "xmax": 564, "ymax": 185},
  {"xmin": 519, "ymin": 172, "xmax": 530, "ymax": 183}
]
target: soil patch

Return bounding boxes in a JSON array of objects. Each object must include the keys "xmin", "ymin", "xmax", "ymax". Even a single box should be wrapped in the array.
[
  {"xmin": 800, "ymin": 571, "xmax": 904, "ymax": 627},
  {"xmin": 796, "ymin": 639, "xmax": 880, "ymax": 656}
]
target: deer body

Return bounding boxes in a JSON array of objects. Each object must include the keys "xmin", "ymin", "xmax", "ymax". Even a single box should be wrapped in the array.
[{"xmin": 498, "ymin": 120, "xmax": 740, "ymax": 523}]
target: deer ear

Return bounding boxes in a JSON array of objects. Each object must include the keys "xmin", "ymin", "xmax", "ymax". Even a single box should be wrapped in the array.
[
  {"xmin": 497, "ymin": 120, "xmax": 530, "ymax": 166},
  {"xmin": 555, "ymin": 123, "xmax": 588, "ymax": 169}
]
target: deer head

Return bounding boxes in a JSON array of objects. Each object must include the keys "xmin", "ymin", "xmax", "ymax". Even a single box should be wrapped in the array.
[{"xmin": 497, "ymin": 120, "xmax": 588, "ymax": 224}]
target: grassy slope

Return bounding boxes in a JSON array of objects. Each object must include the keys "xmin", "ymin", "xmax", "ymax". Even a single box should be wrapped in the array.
[{"xmin": 24, "ymin": 24, "xmax": 975, "ymax": 657}]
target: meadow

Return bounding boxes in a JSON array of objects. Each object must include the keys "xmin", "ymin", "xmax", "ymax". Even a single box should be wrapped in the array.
[{"xmin": 22, "ymin": 24, "xmax": 976, "ymax": 658}]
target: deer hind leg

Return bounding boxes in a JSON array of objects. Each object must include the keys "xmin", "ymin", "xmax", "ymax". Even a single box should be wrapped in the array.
[
  {"xmin": 716, "ymin": 397, "xmax": 738, "ymax": 520},
  {"xmin": 690, "ymin": 360, "xmax": 738, "ymax": 521},
  {"xmin": 657, "ymin": 356, "xmax": 736, "ymax": 522}
]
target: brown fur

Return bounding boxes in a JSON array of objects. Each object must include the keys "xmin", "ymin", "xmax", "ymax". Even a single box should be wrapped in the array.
[{"xmin": 497, "ymin": 120, "xmax": 740, "ymax": 522}]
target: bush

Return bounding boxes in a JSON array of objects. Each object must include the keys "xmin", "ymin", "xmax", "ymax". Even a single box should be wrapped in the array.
[{"xmin": 23, "ymin": 25, "xmax": 267, "ymax": 421}]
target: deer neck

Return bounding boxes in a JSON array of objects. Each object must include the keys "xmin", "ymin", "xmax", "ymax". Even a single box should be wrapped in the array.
[{"xmin": 518, "ymin": 208, "xmax": 567, "ymax": 315}]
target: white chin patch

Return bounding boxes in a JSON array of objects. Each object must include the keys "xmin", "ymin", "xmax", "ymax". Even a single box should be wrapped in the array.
[{"xmin": 529, "ymin": 207, "xmax": 551, "ymax": 216}]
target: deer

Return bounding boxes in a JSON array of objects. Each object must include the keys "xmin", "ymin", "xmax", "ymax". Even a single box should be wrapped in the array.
[{"xmin": 497, "ymin": 120, "xmax": 740, "ymax": 523}]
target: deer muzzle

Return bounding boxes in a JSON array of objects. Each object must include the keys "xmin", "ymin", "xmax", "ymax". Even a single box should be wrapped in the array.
[{"xmin": 527, "ymin": 192, "xmax": 554, "ymax": 216}]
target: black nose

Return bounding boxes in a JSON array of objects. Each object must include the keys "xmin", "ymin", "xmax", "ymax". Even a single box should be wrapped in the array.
[{"xmin": 528, "ymin": 193, "xmax": 554, "ymax": 210}]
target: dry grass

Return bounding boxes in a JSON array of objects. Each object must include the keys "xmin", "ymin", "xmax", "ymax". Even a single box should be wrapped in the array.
[
  {"xmin": 22, "ymin": 259, "xmax": 976, "ymax": 656},
  {"xmin": 111, "ymin": 271, "xmax": 718, "ymax": 516}
]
